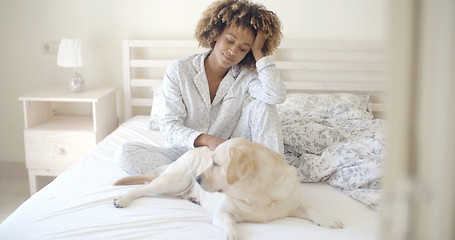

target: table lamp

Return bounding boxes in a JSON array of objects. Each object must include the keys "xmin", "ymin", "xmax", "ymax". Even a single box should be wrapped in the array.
[{"xmin": 57, "ymin": 38, "xmax": 85, "ymax": 92}]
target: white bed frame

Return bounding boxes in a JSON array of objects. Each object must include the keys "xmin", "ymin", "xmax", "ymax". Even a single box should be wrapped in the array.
[{"xmin": 122, "ymin": 40, "xmax": 387, "ymax": 121}]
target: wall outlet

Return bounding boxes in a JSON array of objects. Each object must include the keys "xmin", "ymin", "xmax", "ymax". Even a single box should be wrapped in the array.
[{"xmin": 41, "ymin": 41, "xmax": 60, "ymax": 54}]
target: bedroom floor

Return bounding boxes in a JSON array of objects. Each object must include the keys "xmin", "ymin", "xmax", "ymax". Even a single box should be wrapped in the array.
[{"xmin": 0, "ymin": 161, "xmax": 53, "ymax": 223}]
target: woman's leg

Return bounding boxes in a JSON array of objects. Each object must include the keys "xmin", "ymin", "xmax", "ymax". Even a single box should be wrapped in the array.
[
  {"xmin": 231, "ymin": 99, "xmax": 284, "ymax": 156},
  {"xmin": 115, "ymin": 142, "xmax": 183, "ymax": 175}
]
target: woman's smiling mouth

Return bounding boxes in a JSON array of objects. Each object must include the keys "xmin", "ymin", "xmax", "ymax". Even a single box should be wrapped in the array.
[{"xmin": 222, "ymin": 52, "xmax": 234, "ymax": 62}]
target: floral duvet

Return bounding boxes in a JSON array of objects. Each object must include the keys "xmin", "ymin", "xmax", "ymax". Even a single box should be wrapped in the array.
[{"xmin": 278, "ymin": 93, "xmax": 386, "ymax": 211}]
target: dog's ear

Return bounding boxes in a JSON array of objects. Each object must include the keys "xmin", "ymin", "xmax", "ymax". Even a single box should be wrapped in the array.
[{"xmin": 226, "ymin": 146, "xmax": 255, "ymax": 185}]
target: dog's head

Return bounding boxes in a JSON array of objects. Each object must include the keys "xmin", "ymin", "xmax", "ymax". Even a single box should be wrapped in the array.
[{"xmin": 196, "ymin": 138, "xmax": 256, "ymax": 193}]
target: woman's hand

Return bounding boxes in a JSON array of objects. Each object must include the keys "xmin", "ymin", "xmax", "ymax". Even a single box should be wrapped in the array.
[
  {"xmin": 194, "ymin": 134, "xmax": 226, "ymax": 151},
  {"xmin": 251, "ymin": 31, "xmax": 266, "ymax": 62}
]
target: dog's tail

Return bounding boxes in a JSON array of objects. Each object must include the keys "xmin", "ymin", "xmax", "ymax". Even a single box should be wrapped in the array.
[{"xmin": 114, "ymin": 175, "xmax": 158, "ymax": 186}]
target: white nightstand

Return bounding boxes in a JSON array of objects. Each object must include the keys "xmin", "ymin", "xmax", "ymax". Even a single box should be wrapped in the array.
[{"xmin": 19, "ymin": 86, "xmax": 118, "ymax": 195}]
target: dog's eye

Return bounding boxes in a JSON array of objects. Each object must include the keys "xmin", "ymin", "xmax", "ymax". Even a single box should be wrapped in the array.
[{"xmin": 213, "ymin": 161, "xmax": 219, "ymax": 167}]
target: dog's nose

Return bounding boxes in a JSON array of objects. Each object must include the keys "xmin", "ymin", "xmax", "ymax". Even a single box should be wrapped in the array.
[{"xmin": 195, "ymin": 176, "xmax": 202, "ymax": 184}]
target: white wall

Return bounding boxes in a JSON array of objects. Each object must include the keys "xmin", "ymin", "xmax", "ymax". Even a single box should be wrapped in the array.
[{"xmin": 0, "ymin": 0, "xmax": 388, "ymax": 163}]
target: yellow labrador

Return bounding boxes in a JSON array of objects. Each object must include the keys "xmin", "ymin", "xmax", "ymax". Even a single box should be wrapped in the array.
[{"xmin": 113, "ymin": 138, "xmax": 342, "ymax": 240}]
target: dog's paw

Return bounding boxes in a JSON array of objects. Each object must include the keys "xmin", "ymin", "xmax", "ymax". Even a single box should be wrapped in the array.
[
  {"xmin": 316, "ymin": 217, "xmax": 344, "ymax": 229},
  {"xmin": 113, "ymin": 196, "xmax": 131, "ymax": 208},
  {"xmin": 224, "ymin": 230, "xmax": 239, "ymax": 240}
]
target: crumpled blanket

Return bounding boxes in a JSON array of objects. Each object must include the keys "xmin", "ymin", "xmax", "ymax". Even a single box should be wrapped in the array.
[{"xmin": 282, "ymin": 117, "xmax": 386, "ymax": 212}]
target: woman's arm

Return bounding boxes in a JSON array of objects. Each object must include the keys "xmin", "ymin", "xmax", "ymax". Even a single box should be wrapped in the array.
[
  {"xmin": 247, "ymin": 31, "xmax": 287, "ymax": 104},
  {"xmin": 160, "ymin": 63, "xmax": 204, "ymax": 150}
]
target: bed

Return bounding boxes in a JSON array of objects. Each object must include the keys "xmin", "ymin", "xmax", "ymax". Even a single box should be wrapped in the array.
[{"xmin": 0, "ymin": 40, "xmax": 386, "ymax": 240}]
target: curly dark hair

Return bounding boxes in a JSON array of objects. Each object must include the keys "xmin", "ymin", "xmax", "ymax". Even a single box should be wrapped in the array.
[{"xmin": 194, "ymin": 0, "xmax": 283, "ymax": 68}]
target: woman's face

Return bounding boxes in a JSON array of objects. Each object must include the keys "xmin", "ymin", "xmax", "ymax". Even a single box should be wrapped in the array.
[{"xmin": 211, "ymin": 26, "xmax": 255, "ymax": 69}]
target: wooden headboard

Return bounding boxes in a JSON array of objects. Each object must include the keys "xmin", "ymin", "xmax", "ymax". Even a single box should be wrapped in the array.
[{"xmin": 122, "ymin": 40, "xmax": 387, "ymax": 121}]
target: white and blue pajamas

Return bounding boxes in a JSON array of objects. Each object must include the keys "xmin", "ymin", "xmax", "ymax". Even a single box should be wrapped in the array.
[{"xmin": 117, "ymin": 51, "xmax": 286, "ymax": 175}]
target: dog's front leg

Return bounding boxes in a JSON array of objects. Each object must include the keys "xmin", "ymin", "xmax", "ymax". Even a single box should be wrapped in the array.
[{"xmin": 212, "ymin": 206, "xmax": 241, "ymax": 240}]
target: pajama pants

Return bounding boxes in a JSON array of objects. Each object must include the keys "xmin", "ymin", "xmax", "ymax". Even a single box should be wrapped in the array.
[{"xmin": 115, "ymin": 99, "xmax": 284, "ymax": 175}]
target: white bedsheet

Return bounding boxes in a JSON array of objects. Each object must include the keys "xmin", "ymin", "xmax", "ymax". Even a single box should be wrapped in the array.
[{"xmin": 0, "ymin": 116, "xmax": 380, "ymax": 240}]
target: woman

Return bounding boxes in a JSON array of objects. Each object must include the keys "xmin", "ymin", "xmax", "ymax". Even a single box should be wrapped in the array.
[{"xmin": 117, "ymin": 0, "xmax": 285, "ymax": 175}]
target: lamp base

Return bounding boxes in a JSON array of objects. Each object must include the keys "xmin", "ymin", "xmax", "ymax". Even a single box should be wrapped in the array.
[{"xmin": 68, "ymin": 71, "xmax": 85, "ymax": 93}]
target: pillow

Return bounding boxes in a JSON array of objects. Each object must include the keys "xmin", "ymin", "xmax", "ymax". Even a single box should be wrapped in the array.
[
  {"xmin": 277, "ymin": 93, "xmax": 373, "ymax": 122},
  {"xmin": 149, "ymin": 85, "xmax": 164, "ymax": 130}
]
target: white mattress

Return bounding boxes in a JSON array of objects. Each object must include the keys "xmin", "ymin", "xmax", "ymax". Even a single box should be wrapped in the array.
[{"xmin": 0, "ymin": 116, "xmax": 380, "ymax": 240}]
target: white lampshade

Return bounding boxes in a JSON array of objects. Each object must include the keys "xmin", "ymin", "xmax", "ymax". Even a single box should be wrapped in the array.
[{"xmin": 57, "ymin": 38, "xmax": 84, "ymax": 67}]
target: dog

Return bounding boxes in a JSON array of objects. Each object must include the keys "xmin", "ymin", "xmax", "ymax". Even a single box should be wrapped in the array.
[{"xmin": 113, "ymin": 138, "xmax": 343, "ymax": 240}]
